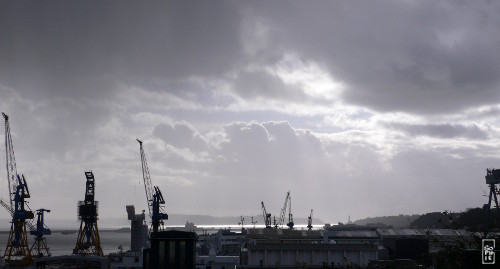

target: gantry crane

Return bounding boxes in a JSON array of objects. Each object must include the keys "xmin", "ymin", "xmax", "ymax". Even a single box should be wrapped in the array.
[
  {"xmin": 30, "ymin": 209, "xmax": 51, "ymax": 257},
  {"xmin": 261, "ymin": 201, "xmax": 272, "ymax": 228},
  {"xmin": 137, "ymin": 139, "xmax": 168, "ymax": 233},
  {"xmin": 3, "ymin": 112, "xmax": 19, "ymax": 209},
  {"xmin": 73, "ymin": 171, "xmax": 103, "ymax": 256},
  {"xmin": 307, "ymin": 209, "xmax": 313, "ymax": 230},
  {"xmin": 5, "ymin": 175, "xmax": 34, "ymax": 266}
]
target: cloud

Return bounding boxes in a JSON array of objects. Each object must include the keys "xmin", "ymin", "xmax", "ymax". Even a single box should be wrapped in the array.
[
  {"xmin": 240, "ymin": 0, "xmax": 500, "ymax": 114},
  {"xmin": 387, "ymin": 122, "xmax": 489, "ymax": 139},
  {"xmin": 1, "ymin": 1, "xmax": 499, "ymax": 224},
  {"xmin": 153, "ymin": 121, "xmax": 208, "ymax": 151}
]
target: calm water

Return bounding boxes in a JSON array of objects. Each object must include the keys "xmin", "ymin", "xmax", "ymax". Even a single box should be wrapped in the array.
[{"xmin": 0, "ymin": 230, "xmax": 130, "ymax": 256}]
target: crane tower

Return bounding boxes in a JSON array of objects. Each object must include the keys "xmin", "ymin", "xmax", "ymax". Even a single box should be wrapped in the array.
[{"xmin": 73, "ymin": 171, "xmax": 103, "ymax": 256}]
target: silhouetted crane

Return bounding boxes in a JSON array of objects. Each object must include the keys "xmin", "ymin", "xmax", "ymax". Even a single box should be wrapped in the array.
[
  {"xmin": 30, "ymin": 209, "xmax": 51, "ymax": 257},
  {"xmin": 73, "ymin": 171, "xmax": 103, "ymax": 256},
  {"xmin": 138, "ymin": 139, "xmax": 168, "ymax": 233},
  {"xmin": 278, "ymin": 191, "xmax": 293, "ymax": 229},
  {"xmin": 307, "ymin": 209, "xmax": 313, "ymax": 230},
  {"xmin": 261, "ymin": 201, "xmax": 272, "ymax": 228}
]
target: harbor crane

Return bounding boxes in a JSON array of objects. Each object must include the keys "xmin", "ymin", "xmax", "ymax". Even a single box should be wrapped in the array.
[
  {"xmin": 287, "ymin": 194, "xmax": 294, "ymax": 229},
  {"xmin": 3, "ymin": 113, "xmax": 37, "ymax": 265},
  {"xmin": 307, "ymin": 209, "xmax": 313, "ymax": 230},
  {"xmin": 261, "ymin": 201, "xmax": 272, "ymax": 228},
  {"xmin": 30, "ymin": 209, "xmax": 51, "ymax": 257},
  {"xmin": 5, "ymin": 175, "xmax": 34, "ymax": 266},
  {"xmin": 73, "ymin": 171, "xmax": 103, "ymax": 256},
  {"xmin": 278, "ymin": 191, "xmax": 294, "ymax": 229},
  {"xmin": 3, "ymin": 112, "xmax": 19, "ymax": 209},
  {"xmin": 137, "ymin": 139, "xmax": 168, "ymax": 233}
]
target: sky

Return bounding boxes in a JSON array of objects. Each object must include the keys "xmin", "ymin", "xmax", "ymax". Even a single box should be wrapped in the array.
[{"xmin": 1, "ymin": 0, "xmax": 500, "ymax": 225}]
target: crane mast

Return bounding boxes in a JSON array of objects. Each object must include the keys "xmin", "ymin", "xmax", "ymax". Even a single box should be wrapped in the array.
[
  {"xmin": 3, "ymin": 113, "xmax": 18, "ymax": 209},
  {"xmin": 137, "ymin": 139, "xmax": 154, "ymax": 219}
]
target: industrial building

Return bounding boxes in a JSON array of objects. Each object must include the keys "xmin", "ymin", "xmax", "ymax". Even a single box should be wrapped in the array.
[
  {"xmin": 143, "ymin": 230, "xmax": 197, "ymax": 269},
  {"xmin": 240, "ymin": 226, "xmax": 380, "ymax": 268}
]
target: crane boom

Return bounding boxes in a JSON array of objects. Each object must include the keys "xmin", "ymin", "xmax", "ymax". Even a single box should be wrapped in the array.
[
  {"xmin": 137, "ymin": 139, "xmax": 154, "ymax": 219},
  {"xmin": 3, "ymin": 113, "xmax": 18, "ymax": 209}
]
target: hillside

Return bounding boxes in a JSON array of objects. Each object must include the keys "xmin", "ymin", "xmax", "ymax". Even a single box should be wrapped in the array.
[{"xmin": 353, "ymin": 214, "xmax": 421, "ymax": 228}]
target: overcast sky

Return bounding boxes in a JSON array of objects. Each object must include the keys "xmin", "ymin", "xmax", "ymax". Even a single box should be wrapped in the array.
[{"xmin": 1, "ymin": 0, "xmax": 500, "ymax": 225}]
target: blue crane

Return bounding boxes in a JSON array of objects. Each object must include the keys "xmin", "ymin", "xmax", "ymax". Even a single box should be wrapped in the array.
[{"xmin": 30, "ymin": 209, "xmax": 51, "ymax": 257}]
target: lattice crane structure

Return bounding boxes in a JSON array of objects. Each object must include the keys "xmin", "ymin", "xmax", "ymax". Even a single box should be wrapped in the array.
[
  {"xmin": 137, "ymin": 139, "xmax": 153, "ymax": 218},
  {"xmin": 484, "ymin": 169, "xmax": 500, "ymax": 235},
  {"xmin": 30, "ymin": 209, "xmax": 51, "ymax": 257},
  {"xmin": 277, "ymin": 191, "xmax": 294, "ymax": 229},
  {"xmin": 3, "ymin": 113, "xmax": 19, "ymax": 209},
  {"xmin": 137, "ymin": 139, "xmax": 168, "ymax": 233},
  {"xmin": 5, "ymin": 175, "xmax": 34, "ymax": 266},
  {"xmin": 73, "ymin": 171, "xmax": 103, "ymax": 256}
]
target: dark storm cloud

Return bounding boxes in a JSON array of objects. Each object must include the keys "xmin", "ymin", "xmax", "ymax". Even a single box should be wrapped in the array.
[
  {"xmin": 1, "ymin": 0, "xmax": 499, "ymax": 221},
  {"xmin": 231, "ymin": 70, "xmax": 308, "ymax": 102},
  {"xmin": 0, "ymin": 0, "xmax": 242, "ymax": 99},
  {"xmin": 245, "ymin": 0, "xmax": 500, "ymax": 114},
  {"xmin": 388, "ymin": 122, "xmax": 489, "ymax": 139},
  {"xmin": 3, "ymin": 1, "xmax": 500, "ymax": 115}
]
